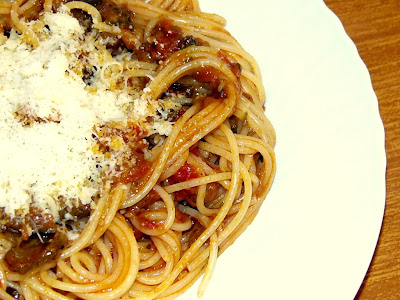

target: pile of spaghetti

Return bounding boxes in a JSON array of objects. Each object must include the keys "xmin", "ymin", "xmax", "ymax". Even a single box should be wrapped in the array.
[{"xmin": 0, "ymin": 0, "xmax": 275, "ymax": 298}]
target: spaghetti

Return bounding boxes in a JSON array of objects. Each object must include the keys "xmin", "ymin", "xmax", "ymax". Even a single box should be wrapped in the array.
[{"xmin": 0, "ymin": 0, "xmax": 276, "ymax": 299}]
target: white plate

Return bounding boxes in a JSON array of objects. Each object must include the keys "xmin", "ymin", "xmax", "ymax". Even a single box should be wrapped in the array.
[{"xmin": 183, "ymin": 0, "xmax": 386, "ymax": 299}]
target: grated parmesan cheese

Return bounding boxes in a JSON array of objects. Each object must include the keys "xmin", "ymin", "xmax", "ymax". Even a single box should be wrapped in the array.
[{"xmin": 0, "ymin": 10, "xmax": 171, "ymax": 219}]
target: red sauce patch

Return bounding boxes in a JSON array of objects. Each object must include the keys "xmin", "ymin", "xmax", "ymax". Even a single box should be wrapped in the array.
[
  {"xmin": 118, "ymin": 152, "xmax": 152, "ymax": 184},
  {"xmin": 135, "ymin": 19, "xmax": 197, "ymax": 62},
  {"xmin": 170, "ymin": 162, "xmax": 200, "ymax": 207},
  {"xmin": 151, "ymin": 20, "xmax": 184, "ymax": 61},
  {"xmin": 192, "ymin": 67, "xmax": 220, "ymax": 90},
  {"xmin": 171, "ymin": 162, "xmax": 199, "ymax": 183},
  {"xmin": 136, "ymin": 211, "xmax": 158, "ymax": 230},
  {"xmin": 135, "ymin": 20, "xmax": 184, "ymax": 62},
  {"xmin": 192, "ymin": 67, "xmax": 228, "ymax": 99},
  {"xmin": 175, "ymin": 206, "xmax": 191, "ymax": 224}
]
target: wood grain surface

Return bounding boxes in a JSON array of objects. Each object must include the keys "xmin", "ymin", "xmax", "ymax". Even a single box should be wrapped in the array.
[{"xmin": 324, "ymin": 0, "xmax": 400, "ymax": 299}]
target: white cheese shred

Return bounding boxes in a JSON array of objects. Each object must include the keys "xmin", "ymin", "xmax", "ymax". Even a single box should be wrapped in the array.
[{"xmin": 0, "ymin": 9, "xmax": 169, "ymax": 218}]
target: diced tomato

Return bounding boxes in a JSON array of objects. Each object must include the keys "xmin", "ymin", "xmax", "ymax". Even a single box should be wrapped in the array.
[
  {"xmin": 141, "ymin": 218, "xmax": 157, "ymax": 230},
  {"xmin": 168, "ymin": 163, "xmax": 200, "ymax": 207},
  {"xmin": 171, "ymin": 162, "xmax": 199, "ymax": 183}
]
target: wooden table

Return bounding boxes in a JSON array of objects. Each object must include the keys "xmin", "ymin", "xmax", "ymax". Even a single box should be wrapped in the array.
[{"xmin": 324, "ymin": 0, "xmax": 400, "ymax": 299}]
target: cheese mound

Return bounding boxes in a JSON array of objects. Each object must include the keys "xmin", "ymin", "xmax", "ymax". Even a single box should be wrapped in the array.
[{"xmin": 0, "ymin": 10, "xmax": 162, "ymax": 218}]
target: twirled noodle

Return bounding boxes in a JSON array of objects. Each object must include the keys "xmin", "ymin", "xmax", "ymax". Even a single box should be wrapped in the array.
[{"xmin": 0, "ymin": 0, "xmax": 276, "ymax": 298}]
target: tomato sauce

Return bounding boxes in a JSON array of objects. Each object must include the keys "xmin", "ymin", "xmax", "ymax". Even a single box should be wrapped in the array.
[
  {"xmin": 135, "ymin": 19, "xmax": 198, "ymax": 63},
  {"xmin": 136, "ymin": 212, "xmax": 158, "ymax": 230},
  {"xmin": 192, "ymin": 67, "xmax": 220, "ymax": 90},
  {"xmin": 118, "ymin": 152, "xmax": 152, "ymax": 184},
  {"xmin": 170, "ymin": 162, "xmax": 200, "ymax": 207},
  {"xmin": 171, "ymin": 162, "xmax": 199, "ymax": 182}
]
